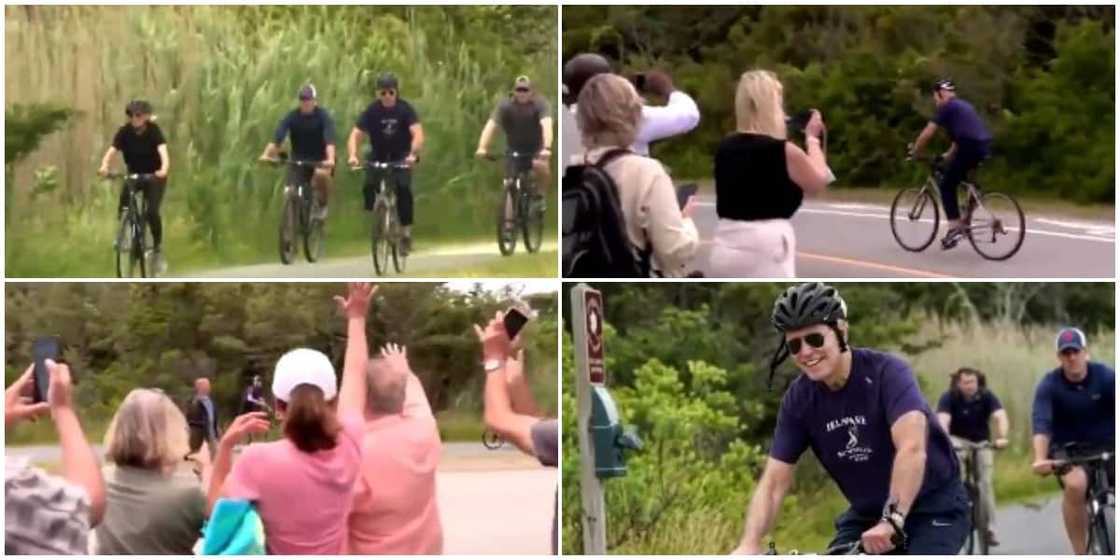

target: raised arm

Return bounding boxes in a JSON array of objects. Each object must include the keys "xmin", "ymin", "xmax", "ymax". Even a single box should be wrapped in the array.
[
  {"xmin": 46, "ymin": 360, "xmax": 107, "ymax": 526},
  {"xmin": 334, "ymin": 282, "xmax": 377, "ymax": 418},
  {"xmin": 475, "ymin": 312, "xmax": 542, "ymax": 455}
]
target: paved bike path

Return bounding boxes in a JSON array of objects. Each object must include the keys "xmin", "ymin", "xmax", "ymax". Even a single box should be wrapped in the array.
[
  {"xmin": 189, "ymin": 241, "xmax": 557, "ymax": 278},
  {"xmin": 992, "ymin": 493, "xmax": 1114, "ymax": 554},
  {"xmin": 689, "ymin": 198, "xmax": 1114, "ymax": 278}
]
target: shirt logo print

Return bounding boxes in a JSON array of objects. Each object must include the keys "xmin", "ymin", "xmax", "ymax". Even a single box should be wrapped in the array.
[{"xmin": 382, "ymin": 118, "xmax": 399, "ymax": 136}]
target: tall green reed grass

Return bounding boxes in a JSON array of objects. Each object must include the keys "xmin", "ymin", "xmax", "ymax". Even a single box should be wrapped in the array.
[{"xmin": 6, "ymin": 6, "xmax": 557, "ymax": 276}]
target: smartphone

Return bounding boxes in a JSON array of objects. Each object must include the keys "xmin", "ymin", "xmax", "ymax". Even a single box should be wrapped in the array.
[
  {"xmin": 676, "ymin": 183, "xmax": 699, "ymax": 210},
  {"xmin": 32, "ymin": 336, "xmax": 61, "ymax": 404},
  {"xmin": 503, "ymin": 307, "xmax": 531, "ymax": 340}
]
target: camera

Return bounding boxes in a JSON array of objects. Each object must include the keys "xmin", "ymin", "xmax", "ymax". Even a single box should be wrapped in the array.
[{"xmin": 785, "ymin": 110, "xmax": 814, "ymax": 136}]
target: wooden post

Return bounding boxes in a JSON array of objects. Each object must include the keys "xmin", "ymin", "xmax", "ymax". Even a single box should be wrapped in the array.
[{"xmin": 570, "ymin": 283, "xmax": 607, "ymax": 554}]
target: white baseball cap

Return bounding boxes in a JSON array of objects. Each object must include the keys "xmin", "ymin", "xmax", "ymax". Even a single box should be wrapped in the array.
[{"xmin": 272, "ymin": 348, "xmax": 337, "ymax": 402}]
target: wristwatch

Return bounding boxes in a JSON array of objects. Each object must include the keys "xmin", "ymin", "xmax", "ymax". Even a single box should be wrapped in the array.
[
  {"xmin": 881, "ymin": 498, "xmax": 906, "ymax": 536},
  {"xmin": 483, "ymin": 359, "xmax": 504, "ymax": 373}
]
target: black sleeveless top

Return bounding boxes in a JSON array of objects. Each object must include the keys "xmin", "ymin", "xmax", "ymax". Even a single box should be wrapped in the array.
[{"xmin": 714, "ymin": 133, "xmax": 803, "ymax": 221}]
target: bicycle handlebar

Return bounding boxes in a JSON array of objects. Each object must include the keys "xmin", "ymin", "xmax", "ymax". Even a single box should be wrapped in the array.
[
  {"xmin": 953, "ymin": 440, "xmax": 999, "ymax": 451},
  {"xmin": 824, "ymin": 541, "xmax": 865, "ymax": 555},
  {"xmin": 1053, "ymin": 452, "xmax": 1113, "ymax": 469},
  {"xmin": 259, "ymin": 157, "xmax": 328, "ymax": 168},
  {"xmin": 349, "ymin": 160, "xmax": 411, "ymax": 172},
  {"xmin": 103, "ymin": 172, "xmax": 157, "ymax": 181},
  {"xmin": 482, "ymin": 150, "xmax": 539, "ymax": 162}
]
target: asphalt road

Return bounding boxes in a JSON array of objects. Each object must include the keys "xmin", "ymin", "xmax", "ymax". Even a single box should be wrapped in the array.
[
  {"xmin": 187, "ymin": 242, "xmax": 556, "ymax": 278},
  {"xmin": 992, "ymin": 493, "xmax": 1114, "ymax": 555},
  {"xmin": 7, "ymin": 442, "xmax": 555, "ymax": 555},
  {"xmin": 690, "ymin": 198, "xmax": 1114, "ymax": 278}
]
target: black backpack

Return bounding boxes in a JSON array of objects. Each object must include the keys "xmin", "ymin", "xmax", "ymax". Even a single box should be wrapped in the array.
[{"xmin": 562, "ymin": 149, "xmax": 652, "ymax": 277}]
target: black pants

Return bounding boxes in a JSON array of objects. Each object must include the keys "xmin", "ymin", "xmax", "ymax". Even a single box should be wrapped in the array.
[
  {"xmin": 830, "ymin": 482, "xmax": 969, "ymax": 554},
  {"xmin": 364, "ymin": 167, "xmax": 413, "ymax": 227},
  {"xmin": 937, "ymin": 139, "xmax": 990, "ymax": 221},
  {"xmin": 118, "ymin": 177, "xmax": 166, "ymax": 249}
]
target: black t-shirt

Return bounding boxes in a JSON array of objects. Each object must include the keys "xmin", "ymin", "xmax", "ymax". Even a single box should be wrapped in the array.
[
  {"xmin": 112, "ymin": 122, "xmax": 167, "ymax": 174},
  {"xmin": 355, "ymin": 99, "xmax": 419, "ymax": 162},
  {"xmin": 714, "ymin": 133, "xmax": 803, "ymax": 221},
  {"xmin": 273, "ymin": 107, "xmax": 336, "ymax": 160},
  {"xmin": 492, "ymin": 96, "xmax": 550, "ymax": 153},
  {"xmin": 936, "ymin": 389, "xmax": 1003, "ymax": 443}
]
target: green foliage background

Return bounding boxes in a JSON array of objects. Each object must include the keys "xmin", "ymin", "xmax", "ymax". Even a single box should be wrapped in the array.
[
  {"xmin": 561, "ymin": 282, "xmax": 1115, "ymax": 554},
  {"xmin": 563, "ymin": 6, "xmax": 1114, "ymax": 203},
  {"xmin": 5, "ymin": 6, "xmax": 557, "ymax": 276},
  {"xmin": 5, "ymin": 282, "xmax": 558, "ymax": 444}
]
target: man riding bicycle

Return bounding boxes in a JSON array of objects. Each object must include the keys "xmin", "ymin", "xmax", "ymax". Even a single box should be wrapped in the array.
[
  {"xmin": 908, "ymin": 79, "xmax": 993, "ymax": 250},
  {"xmin": 732, "ymin": 283, "xmax": 967, "ymax": 555},
  {"xmin": 475, "ymin": 75, "xmax": 553, "ymax": 193},
  {"xmin": 1030, "ymin": 327, "xmax": 1115, "ymax": 555},
  {"xmin": 259, "ymin": 84, "xmax": 337, "ymax": 220},
  {"xmin": 936, "ymin": 367, "xmax": 1011, "ymax": 546},
  {"xmin": 97, "ymin": 100, "xmax": 170, "ymax": 269},
  {"xmin": 347, "ymin": 72, "xmax": 425, "ymax": 256}
]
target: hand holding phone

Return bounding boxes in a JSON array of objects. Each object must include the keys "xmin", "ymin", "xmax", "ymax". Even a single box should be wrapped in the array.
[
  {"xmin": 503, "ymin": 307, "xmax": 532, "ymax": 341},
  {"xmin": 32, "ymin": 336, "xmax": 61, "ymax": 404}
]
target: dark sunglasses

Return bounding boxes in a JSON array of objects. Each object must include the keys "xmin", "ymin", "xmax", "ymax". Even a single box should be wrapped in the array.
[
  {"xmin": 515, "ymin": 87, "xmax": 530, "ymax": 93},
  {"xmin": 786, "ymin": 332, "xmax": 827, "ymax": 354},
  {"xmin": 379, "ymin": 90, "xmax": 396, "ymax": 97}
]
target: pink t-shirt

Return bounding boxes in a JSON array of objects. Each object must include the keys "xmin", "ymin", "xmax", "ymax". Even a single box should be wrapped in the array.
[
  {"xmin": 348, "ymin": 375, "xmax": 443, "ymax": 554},
  {"xmin": 224, "ymin": 414, "xmax": 363, "ymax": 555}
]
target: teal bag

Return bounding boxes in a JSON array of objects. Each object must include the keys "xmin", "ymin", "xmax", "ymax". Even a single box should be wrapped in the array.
[{"xmin": 201, "ymin": 498, "xmax": 266, "ymax": 555}]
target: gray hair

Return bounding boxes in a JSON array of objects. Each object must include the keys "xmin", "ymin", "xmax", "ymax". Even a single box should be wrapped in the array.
[
  {"xmin": 366, "ymin": 358, "xmax": 407, "ymax": 415},
  {"xmin": 104, "ymin": 388, "xmax": 190, "ymax": 472},
  {"xmin": 576, "ymin": 74, "xmax": 643, "ymax": 149}
]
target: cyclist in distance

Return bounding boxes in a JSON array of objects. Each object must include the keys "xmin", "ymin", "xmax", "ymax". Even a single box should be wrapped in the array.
[
  {"xmin": 97, "ymin": 100, "xmax": 170, "ymax": 267},
  {"xmin": 936, "ymin": 367, "xmax": 1011, "ymax": 546},
  {"xmin": 1030, "ymin": 327, "xmax": 1115, "ymax": 555},
  {"xmin": 732, "ymin": 282, "xmax": 967, "ymax": 555},
  {"xmin": 347, "ymin": 72, "xmax": 425, "ymax": 256},
  {"xmin": 259, "ymin": 84, "xmax": 337, "ymax": 220},
  {"xmin": 908, "ymin": 79, "xmax": 993, "ymax": 250},
  {"xmin": 475, "ymin": 75, "xmax": 553, "ymax": 194}
]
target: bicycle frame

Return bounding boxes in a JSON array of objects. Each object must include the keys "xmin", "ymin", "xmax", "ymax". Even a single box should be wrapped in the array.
[{"xmin": 1053, "ymin": 450, "xmax": 1115, "ymax": 554}]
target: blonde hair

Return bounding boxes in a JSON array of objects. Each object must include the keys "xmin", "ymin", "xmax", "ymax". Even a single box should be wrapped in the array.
[
  {"xmin": 734, "ymin": 70, "xmax": 787, "ymax": 140},
  {"xmin": 577, "ymin": 74, "xmax": 643, "ymax": 149},
  {"xmin": 104, "ymin": 389, "xmax": 191, "ymax": 472}
]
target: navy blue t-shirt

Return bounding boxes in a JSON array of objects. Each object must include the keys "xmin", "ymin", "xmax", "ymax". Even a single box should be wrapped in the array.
[
  {"xmin": 932, "ymin": 98, "xmax": 992, "ymax": 144},
  {"xmin": 355, "ymin": 99, "xmax": 419, "ymax": 162},
  {"xmin": 937, "ymin": 390, "xmax": 1003, "ymax": 443},
  {"xmin": 1032, "ymin": 362, "xmax": 1115, "ymax": 448},
  {"xmin": 770, "ymin": 348, "xmax": 959, "ymax": 517},
  {"xmin": 272, "ymin": 106, "xmax": 336, "ymax": 161}
]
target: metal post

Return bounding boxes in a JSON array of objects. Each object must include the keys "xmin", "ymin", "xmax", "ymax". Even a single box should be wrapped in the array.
[{"xmin": 570, "ymin": 283, "xmax": 607, "ymax": 554}]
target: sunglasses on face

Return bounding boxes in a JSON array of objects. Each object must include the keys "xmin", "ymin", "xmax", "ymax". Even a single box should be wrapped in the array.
[
  {"xmin": 786, "ymin": 332, "xmax": 827, "ymax": 355},
  {"xmin": 515, "ymin": 87, "xmax": 530, "ymax": 93},
  {"xmin": 379, "ymin": 90, "xmax": 396, "ymax": 97}
]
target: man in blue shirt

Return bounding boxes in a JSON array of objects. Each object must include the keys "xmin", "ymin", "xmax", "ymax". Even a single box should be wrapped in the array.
[
  {"xmin": 1031, "ymin": 327, "xmax": 1115, "ymax": 555},
  {"xmin": 936, "ymin": 367, "xmax": 1010, "ymax": 546},
  {"xmin": 733, "ymin": 283, "xmax": 967, "ymax": 555},
  {"xmin": 259, "ymin": 84, "xmax": 337, "ymax": 220},
  {"xmin": 187, "ymin": 377, "xmax": 220, "ymax": 454},
  {"xmin": 909, "ymin": 79, "xmax": 993, "ymax": 250}
]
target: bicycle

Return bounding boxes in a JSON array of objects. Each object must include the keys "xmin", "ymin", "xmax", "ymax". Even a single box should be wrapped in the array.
[
  {"xmin": 482, "ymin": 428, "xmax": 505, "ymax": 450},
  {"xmin": 764, "ymin": 540, "xmax": 867, "ymax": 555},
  {"xmin": 352, "ymin": 160, "xmax": 410, "ymax": 275},
  {"xmin": 1052, "ymin": 446, "xmax": 1115, "ymax": 555},
  {"xmin": 954, "ymin": 440, "xmax": 998, "ymax": 554},
  {"xmin": 260, "ymin": 156, "xmax": 328, "ymax": 265},
  {"xmin": 485, "ymin": 151, "xmax": 545, "ymax": 256},
  {"xmin": 890, "ymin": 149, "xmax": 1026, "ymax": 261},
  {"xmin": 106, "ymin": 172, "xmax": 158, "ymax": 278}
]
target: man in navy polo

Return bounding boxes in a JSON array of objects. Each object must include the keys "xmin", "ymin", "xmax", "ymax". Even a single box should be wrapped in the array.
[
  {"xmin": 1031, "ymin": 327, "xmax": 1116, "ymax": 554},
  {"xmin": 936, "ymin": 367, "xmax": 1010, "ymax": 545}
]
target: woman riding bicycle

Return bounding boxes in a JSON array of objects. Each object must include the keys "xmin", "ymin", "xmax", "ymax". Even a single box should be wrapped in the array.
[
  {"xmin": 97, "ymin": 100, "xmax": 170, "ymax": 268},
  {"xmin": 908, "ymin": 79, "xmax": 993, "ymax": 250}
]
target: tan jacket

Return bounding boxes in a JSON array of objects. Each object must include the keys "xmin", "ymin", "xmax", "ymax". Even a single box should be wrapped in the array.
[{"xmin": 580, "ymin": 147, "xmax": 699, "ymax": 277}]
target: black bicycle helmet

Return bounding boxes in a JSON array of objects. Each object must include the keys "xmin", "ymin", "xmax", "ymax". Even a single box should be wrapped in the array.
[
  {"xmin": 931, "ymin": 79, "xmax": 956, "ymax": 93},
  {"xmin": 563, "ymin": 53, "xmax": 611, "ymax": 104},
  {"xmin": 767, "ymin": 282, "xmax": 849, "ymax": 389},
  {"xmin": 125, "ymin": 99, "xmax": 153, "ymax": 117},
  {"xmin": 376, "ymin": 72, "xmax": 399, "ymax": 91}
]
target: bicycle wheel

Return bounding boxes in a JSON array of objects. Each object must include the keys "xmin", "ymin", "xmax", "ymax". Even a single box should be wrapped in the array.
[
  {"xmin": 889, "ymin": 186, "xmax": 939, "ymax": 252},
  {"xmin": 370, "ymin": 198, "xmax": 391, "ymax": 275},
  {"xmin": 390, "ymin": 218, "xmax": 406, "ymax": 273},
  {"xmin": 975, "ymin": 492, "xmax": 990, "ymax": 555},
  {"xmin": 962, "ymin": 488, "xmax": 977, "ymax": 555},
  {"xmin": 1089, "ymin": 500, "xmax": 1113, "ymax": 555},
  {"xmin": 520, "ymin": 176, "xmax": 544, "ymax": 253},
  {"xmin": 132, "ymin": 218, "xmax": 148, "ymax": 278},
  {"xmin": 115, "ymin": 215, "xmax": 135, "ymax": 278},
  {"xmin": 966, "ymin": 191, "xmax": 1026, "ymax": 261},
  {"xmin": 482, "ymin": 429, "xmax": 503, "ymax": 450},
  {"xmin": 496, "ymin": 182, "xmax": 517, "ymax": 256},
  {"xmin": 303, "ymin": 197, "xmax": 325, "ymax": 263},
  {"xmin": 278, "ymin": 192, "xmax": 298, "ymax": 265}
]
